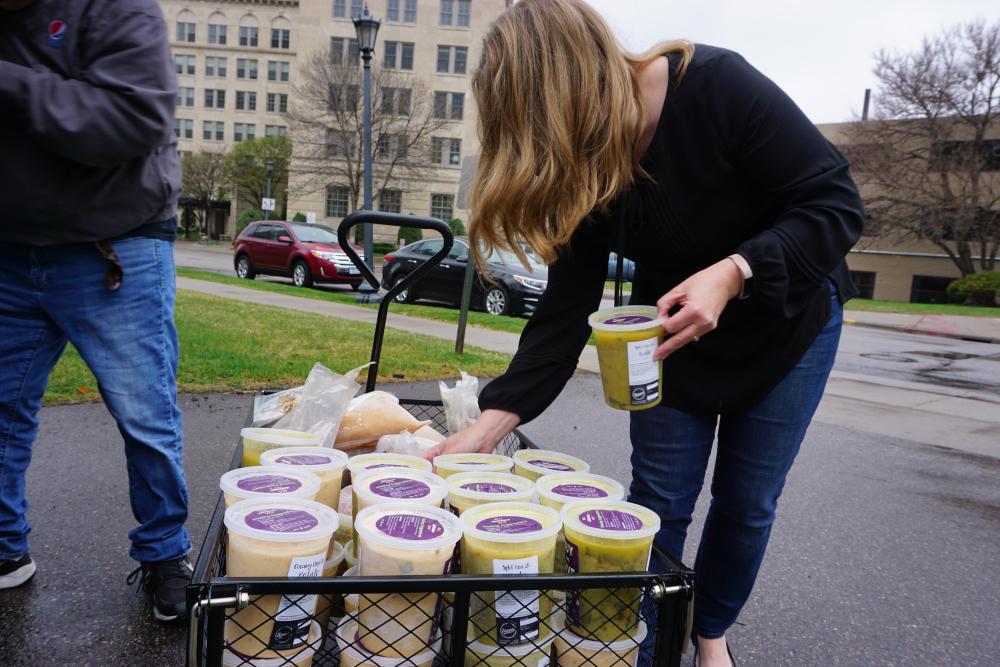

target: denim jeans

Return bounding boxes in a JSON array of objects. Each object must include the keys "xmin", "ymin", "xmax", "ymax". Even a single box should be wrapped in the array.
[
  {"xmin": 0, "ymin": 237, "xmax": 190, "ymax": 563},
  {"xmin": 630, "ymin": 283, "xmax": 842, "ymax": 639}
]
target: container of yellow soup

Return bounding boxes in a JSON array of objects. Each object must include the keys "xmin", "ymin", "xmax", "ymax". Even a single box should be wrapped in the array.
[
  {"xmin": 223, "ymin": 620, "xmax": 321, "ymax": 667},
  {"xmin": 219, "ymin": 467, "xmax": 322, "ymax": 509},
  {"xmin": 447, "ymin": 472, "xmax": 536, "ymax": 516},
  {"xmin": 347, "ymin": 452, "xmax": 432, "ymax": 482},
  {"xmin": 224, "ymin": 498, "xmax": 338, "ymax": 656},
  {"xmin": 587, "ymin": 306, "xmax": 664, "ymax": 411},
  {"xmin": 512, "ymin": 450, "xmax": 590, "ymax": 482},
  {"xmin": 553, "ymin": 616, "xmax": 647, "ymax": 667},
  {"xmin": 465, "ymin": 635, "xmax": 554, "ymax": 667},
  {"xmin": 260, "ymin": 447, "xmax": 349, "ymax": 511},
  {"xmin": 355, "ymin": 504, "xmax": 463, "ymax": 657},
  {"xmin": 433, "ymin": 453, "xmax": 514, "ymax": 478},
  {"xmin": 460, "ymin": 502, "xmax": 561, "ymax": 646},
  {"xmin": 240, "ymin": 428, "xmax": 322, "ymax": 467},
  {"xmin": 561, "ymin": 500, "xmax": 660, "ymax": 642},
  {"xmin": 337, "ymin": 616, "xmax": 440, "ymax": 667}
]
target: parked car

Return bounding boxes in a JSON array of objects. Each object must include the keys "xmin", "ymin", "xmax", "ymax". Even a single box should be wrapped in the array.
[
  {"xmin": 607, "ymin": 252, "xmax": 636, "ymax": 282},
  {"xmin": 233, "ymin": 221, "xmax": 365, "ymax": 289},
  {"xmin": 381, "ymin": 237, "xmax": 548, "ymax": 316}
]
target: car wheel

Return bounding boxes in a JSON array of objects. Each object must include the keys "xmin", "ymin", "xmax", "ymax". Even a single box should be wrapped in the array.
[
  {"xmin": 350, "ymin": 282, "xmax": 361, "ymax": 292},
  {"xmin": 235, "ymin": 254, "xmax": 256, "ymax": 280},
  {"xmin": 392, "ymin": 275, "xmax": 412, "ymax": 303},
  {"xmin": 484, "ymin": 285, "xmax": 511, "ymax": 316},
  {"xmin": 292, "ymin": 260, "xmax": 313, "ymax": 288}
]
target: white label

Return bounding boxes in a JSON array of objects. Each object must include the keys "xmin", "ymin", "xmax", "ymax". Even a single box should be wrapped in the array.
[
  {"xmin": 492, "ymin": 556, "xmax": 540, "ymax": 644},
  {"xmin": 261, "ymin": 197, "xmax": 276, "ymax": 211},
  {"xmin": 268, "ymin": 552, "xmax": 325, "ymax": 650},
  {"xmin": 626, "ymin": 338, "xmax": 660, "ymax": 406},
  {"xmin": 306, "ymin": 212, "xmax": 316, "ymax": 224}
]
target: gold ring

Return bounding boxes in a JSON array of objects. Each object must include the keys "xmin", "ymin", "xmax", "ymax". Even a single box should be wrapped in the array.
[{"xmin": 692, "ymin": 335, "xmax": 700, "ymax": 343}]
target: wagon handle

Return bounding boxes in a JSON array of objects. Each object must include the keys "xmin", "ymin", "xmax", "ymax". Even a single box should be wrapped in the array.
[{"xmin": 338, "ymin": 211, "xmax": 454, "ymax": 393}]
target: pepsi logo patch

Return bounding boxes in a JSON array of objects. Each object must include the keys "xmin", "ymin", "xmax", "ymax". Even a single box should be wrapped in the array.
[{"xmin": 48, "ymin": 20, "xmax": 67, "ymax": 47}]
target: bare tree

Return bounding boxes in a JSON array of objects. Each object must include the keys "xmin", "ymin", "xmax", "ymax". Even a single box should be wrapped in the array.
[
  {"xmin": 181, "ymin": 148, "xmax": 230, "ymax": 239},
  {"xmin": 846, "ymin": 19, "xmax": 1000, "ymax": 275},
  {"xmin": 286, "ymin": 49, "xmax": 451, "ymax": 216}
]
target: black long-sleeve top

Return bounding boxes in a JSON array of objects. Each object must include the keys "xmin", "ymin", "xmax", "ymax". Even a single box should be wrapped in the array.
[{"xmin": 479, "ymin": 45, "xmax": 864, "ymax": 421}]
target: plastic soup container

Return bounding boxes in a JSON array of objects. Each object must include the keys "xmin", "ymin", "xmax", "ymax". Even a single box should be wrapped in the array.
[
  {"xmin": 553, "ymin": 617, "xmax": 647, "ymax": 667},
  {"xmin": 447, "ymin": 473, "xmax": 536, "ymax": 516},
  {"xmin": 224, "ymin": 498, "xmax": 339, "ymax": 656},
  {"xmin": 460, "ymin": 502, "xmax": 561, "ymax": 646},
  {"xmin": 260, "ymin": 447, "xmax": 349, "ymax": 510},
  {"xmin": 355, "ymin": 504, "xmax": 463, "ymax": 657},
  {"xmin": 561, "ymin": 501, "xmax": 660, "ymax": 642},
  {"xmin": 587, "ymin": 306, "xmax": 664, "ymax": 411},
  {"xmin": 240, "ymin": 428, "xmax": 322, "ymax": 467},
  {"xmin": 314, "ymin": 541, "xmax": 347, "ymax": 637},
  {"xmin": 347, "ymin": 452, "xmax": 433, "ymax": 482},
  {"xmin": 465, "ymin": 636, "xmax": 554, "ymax": 667},
  {"xmin": 342, "ymin": 566, "xmax": 359, "ymax": 616},
  {"xmin": 337, "ymin": 616, "xmax": 441, "ymax": 667},
  {"xmin": 222, "ymin": 621, "xmax": 321, "ymax": 667},
  {"xmin": 433, "ymin": 453, "xmax": 514, "ymax": 478},
  {"xmin": 220, "ymin": 467, "xmax": 322, "ymax": 508},
  {"xmin": 535, "ymin": 473, "xmax": 625, "ymax": 575},
  {"xmin": 512, "ymin": 450, "xmax": 590, "ymax": 482},
  {"xmin": 352, "ymin": 469, "xmax": 448, "ymax": 545}
]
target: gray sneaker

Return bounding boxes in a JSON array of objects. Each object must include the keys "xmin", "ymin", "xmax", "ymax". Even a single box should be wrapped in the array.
[{"xmin": 0, "ymin": 553, "xmax": 36, "ymax": 589}]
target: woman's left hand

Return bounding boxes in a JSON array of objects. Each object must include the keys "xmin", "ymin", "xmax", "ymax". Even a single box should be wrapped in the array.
[{"xmin": 653, "ymin": 259, "xmax": 743, "ymax": 360}]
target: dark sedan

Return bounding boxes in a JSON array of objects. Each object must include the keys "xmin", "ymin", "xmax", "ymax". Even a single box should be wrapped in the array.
[{"xmin": 381, "ymin": 237, "xmax": 548, "ymax": 316}]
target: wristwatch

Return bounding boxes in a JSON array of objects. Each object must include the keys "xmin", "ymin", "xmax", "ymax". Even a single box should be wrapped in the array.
[{"xmin": 728, "ymin": 253, "xmax": 753, "ymax": 300}]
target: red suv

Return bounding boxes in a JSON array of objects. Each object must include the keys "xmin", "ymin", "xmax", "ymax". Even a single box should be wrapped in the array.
[{"xmin": 234, "ymin": 221, "xmax": 365, "ymax": 290}]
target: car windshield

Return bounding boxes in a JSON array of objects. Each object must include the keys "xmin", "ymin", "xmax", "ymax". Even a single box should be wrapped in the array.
[
  {"xmin": 290, "ymin": 224, "xmax": 339, "ymax": 244},
  {"xmin": 486, "ymin": 247, "xmax": 544, "ymax": 268}
]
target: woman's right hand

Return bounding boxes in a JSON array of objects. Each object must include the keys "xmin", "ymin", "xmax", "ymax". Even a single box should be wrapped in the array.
[{"xmin": 422, "ymin": 409, "xmax": 521, "ymax": 460}]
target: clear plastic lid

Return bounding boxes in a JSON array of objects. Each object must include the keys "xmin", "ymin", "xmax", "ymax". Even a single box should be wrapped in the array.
[
  {"xmin": 260, "ymin": 446, "xmax": 349, "ymax": 472},
  {"xmin": 336, "ymin": 616, "xmax": 440, "ymax": 667},
  {"xmin": 447, "ymin": 472, "xmax": 535, "ymax": 504},
  {"xmin": 347, "ymin": 452, "xmax": 433, "ymax": 479},
  {"xmin": 219, "ymin": 466, "xmax": 322, "ymax": 501},
  {"xmin": 460, "ymin": 502, "xmax": 562, "ymax": 544},
  {"xmin": 467, "ymin": 634, "xmax": 555, "ymax": 658},
  {"xmin": 355, "ymin": 503, "xmax": 463, "ymax": 552},
  {"xmin": 354, "ymin": 469, "xmax": 448, "ymax": 507},
  {"xmin": 535, "ymin": 473, "xmax": 625, "ymax": 508},
  {"xmin": 344, "ymin": 539, "xmax": 357, "ymax": 567},
  {"xmin": 513, "ymin": 449, "xmax": 590, "ymax": 475},
  {"xmin": 587, "ymin": 306, "xmax": 662, "ymax": 333},
  {"xmin": 554, "ymin": 613, "xmax": 648, "ymax": 651},
  {"xmin": 224, "ymin": 497, "xmax": 339, "ymax": 544},
  {"xmin": 224, "ymin": 620, "xmax": 321, "ymax": 666},
  {"xmin": 560, "ymin": 500, "xmax": 660, "ymax": 541},
  {"xmin": 325, "ymin": 540, "xmax": 346, "ymax": 571},
  {"xmin": 433, "ymin": 453, "xmax": 513, "ymax": 475},
  {"xmin": 239, "ymin": 427, "xmax": 322, "ymax": 447}
]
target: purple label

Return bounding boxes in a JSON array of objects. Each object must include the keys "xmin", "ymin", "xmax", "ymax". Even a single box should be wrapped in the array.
[
  {"xmin": 475, "ymin": 515, "xmax": 544, "ymax": 534},
  {"xmin": 551, "ymin": 483, "xmax": 609, "ymax": 499},
  {"xmin": 235, "ymin": 474, "xmax": 303, "ymax": 494},
  {"xmin": 603, "ymin": 315, "xmax": 654, "ymax": 325},
  {"xmin": 460, "ymin": 482, "xmax": 517, "ymax": 494},
  {"xmin": 527, "ymin": 459, "xmax": 575, "ymax": 472},
  {"xmin": 578, "ymin": 509, "xmax": 644, "ymax": 531},
  {"xmin": 274, "ymin": 454, "xmax": 333, "ymax": 466},
  {"xmin": 369, "ymin": 477, "xmax": 431, "ymax": 499},
  {"xmin": 455, "ymin": 461, "xmax": 488, "ymax": 466},
  {"xmin": 365, "ymin": 463, "xmax": 409, "ymax": 470},
  {"xmin": 375, "ymin": 514, "xmax": 445, "ymax": 540},
  {"xmin": 245, "ymin": 508, "xmax": 319, "ymax": 533}
]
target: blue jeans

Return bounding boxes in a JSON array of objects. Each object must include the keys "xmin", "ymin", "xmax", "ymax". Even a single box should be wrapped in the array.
[
  {"xmin": 630, "ymin": 284, "xmax": 842, "ymax": 639},
  {"xmin": 0, "ymin": 237, "xmax": 190, "ymax": 563}
]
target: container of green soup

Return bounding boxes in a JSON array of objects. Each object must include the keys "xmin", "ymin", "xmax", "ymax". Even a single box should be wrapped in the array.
[
  {"xmin": 561, "ymin": 500, "xmax": 660, "ymax": 642},
  {"xmin": 512, "ymin": 449, "xmax": 590, "ymax": 482},
  {"xmin": 587, "ymin": 306, "xmax": 664, "ymax": 411}
]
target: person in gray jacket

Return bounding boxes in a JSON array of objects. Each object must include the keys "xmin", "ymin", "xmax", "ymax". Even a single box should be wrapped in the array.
[{"xmin": 0, "ymin": 0, "xmax": 192, "ymax": 622}]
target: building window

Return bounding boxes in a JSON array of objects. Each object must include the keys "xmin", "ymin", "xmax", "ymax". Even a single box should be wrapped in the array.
[
  {"xmin": 433, "ymin": 91, "xmax": 464, "ymax": 120},
  {"xmin": 266, "ymin": 125, "xmax": 287, "ymax": 137},
  {"xmin": 203, "ymin": 121, "xmax": 224, "ymax": 141},
  {"xmin": 235, "ymin": 91, "xmax": 257, "ymax": 111},
  {"xmin": 436, "ymin": 45, "xmax": 467, "ymax": 74},
  {"xmin": 271, "ymin": 29, "xmax": 290, "ymax": 49},
  {"xmin": 440, "ymin": 0, "xmax": 470, "ymax": 27},
  {"xmin": 333, "ymin": 0, "xmax": 365, "ymax": 19},
  {"xmin": 379, "ymin": 189, "xmax": 403, "ymax": 213},
  {"xmin": 326, "ymin": 129, "xmax": 355, "ymax": 158},
  {"xmin": 266, "ymin": 93, "xmax": 289, "ymax": 114},
  {"xmin": 239, "ymin": 26, "xmax": 258, "ymax": 47},
  {"xmin": 176, "ymin": 87, "xmax": 195, "ymax": 108},
  {"xmin": 328, "ymin": 84, "xmax": 359, "ymax": 112},
  {"xmin": 176, "ymin": 21, "xmax": 196, "ymax": 43},
  {"xmin": 326, "ymin": 185, "xmax": 351, "ymax": 218},
  {"xmin": 204, "ymin": 89, "xmax": 226, "ymax": 109},
  {"xmin": 268, "ymin": 61, "xmax": 290, "ymax": 82},
  {"xmin": 430, "ymin": 193, "xmax": 454, "ymax": 222},
  {"xmin": 174, "ymin": 118, "xmax": 194, "ymax": 139},
  {"xmin": 208, "ymin": 23, "xmax": 227, "ymax": 45},
  {"xmin": 929, "ymin": 139, "xmax": 1000, "ymax": 172},
  {"xmin": 381, "ymin": 87, "xmax": 412, "ymax": 116},
  {"xmin": 910, "ymin": 275, "xmax": 955, "ymax": 304},
  {"xmin": 376, "ymin": 133, "xmax": 408, "ymax": 160},
  {"xmin": 431, "ymin": 137, "xmax": 461, "ymax": 166},
  {"xmin": 236, "ymin": 58, "xmax": 258, "ymax": 79},
  {"xmin": 384, "ymin": 41, "xmax": 415, "ymax": 70},
  {"xmin": 175, "ymin": 54, "xmax": 196, "ymax": 75},
  {"xmin": 330, "ymin": 37, "xmax": 360, "ymax": 65},
  {"xmin": 849, "ymin": 271, "xmax": 876, "ymax": 300},
  {"xmin": 205, "ymin": 56, "xmax": 227, "ymax": 77},
  {"xmin": 388, "ymin": 0, "xmax": 418, "ymax": 22},
  {"xmin": 234, "ymin": 123, "xmax": 256, "ymax": 142}
]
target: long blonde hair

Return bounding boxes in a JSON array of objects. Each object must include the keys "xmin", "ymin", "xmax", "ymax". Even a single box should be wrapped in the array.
[{"xmin": 469, "ymin": 0, "xmax": 693, "ymax": 268}]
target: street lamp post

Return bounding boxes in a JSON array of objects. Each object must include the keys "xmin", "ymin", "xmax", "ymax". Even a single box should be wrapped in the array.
[
  {"xmin": 354, "ymin": 6, "xmax": 381, "ymax": 301},
  {"xmin": 264, "ymin": 159, "xmax": 275, "ymax": 220}
]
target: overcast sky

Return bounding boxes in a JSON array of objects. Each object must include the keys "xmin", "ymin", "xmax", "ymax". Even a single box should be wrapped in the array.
[{"xmin": 584, "ymin": 0, "xmax": 997, "ymax": 124}]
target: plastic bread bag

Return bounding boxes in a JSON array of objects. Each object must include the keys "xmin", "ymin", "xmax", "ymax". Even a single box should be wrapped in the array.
[
  {"xmin": 413, "ymin": 424, "xmax": 447, "ymax": 444},
  {"xmin": 439, "ymin": 371, "xmax": 481, "ymax": 436},
  {"xmin": 335, "ymin": 391, "xmax": 431, "ymax": 451},
  {"xmin": 252, "ymin": 386, "xmax": 303, "ymax": 427},
  {"xmin": 376, "ymin": 430, "xmax": 441, "ymax": 457},
  {"xmin": 272, "ymin": 362, "xmax": 368, "ymax": 447}
]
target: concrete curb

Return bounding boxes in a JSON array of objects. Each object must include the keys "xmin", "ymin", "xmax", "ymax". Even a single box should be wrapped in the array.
[{"xmin": 843, "ymin": 319, "xmax": 1000, "ymax": 345}]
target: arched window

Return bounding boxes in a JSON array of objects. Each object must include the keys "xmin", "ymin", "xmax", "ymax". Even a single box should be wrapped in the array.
[
  {"xmin": 207, "ymin": 11, "xmax": 227, "ymax": 45},
  {"xmin": 239, "ymin": 14, "xmax": 259, "ymax": 47},
  {"xmin": 270, "ymin": 16, "xmax": 291, "ymax": 50},
  {"xmin": 175, "ymin": 9, "xmax": 196, "ymax": 43}
]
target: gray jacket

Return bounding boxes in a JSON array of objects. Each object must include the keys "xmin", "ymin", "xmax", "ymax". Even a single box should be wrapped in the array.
[{"xmin": 0, "ymin": 0, "xmax": 180, "ymax": 246}]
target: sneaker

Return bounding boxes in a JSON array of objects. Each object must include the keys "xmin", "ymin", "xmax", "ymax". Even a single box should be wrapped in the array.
[
  {"xmin": 0, "ymin": 553, "xmax": 36, "ymax": 589},
  {"xmin": 127, "ymin": 556, "xmax": 193, "ymax": 622}
]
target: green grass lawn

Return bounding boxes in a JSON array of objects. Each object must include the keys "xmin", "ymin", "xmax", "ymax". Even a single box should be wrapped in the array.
[
  {"xmin": 176, "ymin": 267, "xmax": 530, "ymax": 335},
  {"xmin": 845, "ymin": 298, "xmax": 1000, "ymax": 318},
  {"xmin": 44, "ymin": 290, "xmax": 512, "ymax": 406}
]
